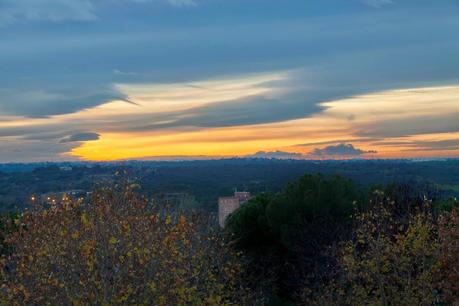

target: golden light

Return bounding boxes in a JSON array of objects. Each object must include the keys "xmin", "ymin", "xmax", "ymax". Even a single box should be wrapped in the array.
[
  {"xmin": 0, "ymin": 70, "xmax": 457, "ymax": 161},
  {"xmin": 68, "ymin": 85, "xmax": 459, "ymax": 160}
]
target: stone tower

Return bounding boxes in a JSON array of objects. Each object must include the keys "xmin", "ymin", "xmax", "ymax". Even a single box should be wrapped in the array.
[{"xmin": 218, "ymin": 191, "xmax": 251, "ymax": 228}]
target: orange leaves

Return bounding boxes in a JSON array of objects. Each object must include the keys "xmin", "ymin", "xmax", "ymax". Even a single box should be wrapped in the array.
[
  {"xmin": 178, "ymin": 215, "xmax": 186, "ymax": 226},
  {"xmin": 121, "ymin": 221, "xmax": 130, "ymax": 233}
]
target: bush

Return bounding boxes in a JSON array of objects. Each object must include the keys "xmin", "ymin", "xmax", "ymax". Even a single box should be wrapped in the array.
[{"xmin": 0, "ymin": 185, "xmax": 258, "ymax": 305}]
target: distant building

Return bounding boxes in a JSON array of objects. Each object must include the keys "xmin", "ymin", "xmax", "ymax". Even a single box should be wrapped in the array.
[{"xmin": 218, "ymin": 191, "xmax": 252, "ymax": 228}]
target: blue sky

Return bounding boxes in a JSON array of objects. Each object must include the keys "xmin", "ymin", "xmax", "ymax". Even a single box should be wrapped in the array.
[{"xmin": 0, "ymin": 0, "xmax": 458, "ymax": 161}]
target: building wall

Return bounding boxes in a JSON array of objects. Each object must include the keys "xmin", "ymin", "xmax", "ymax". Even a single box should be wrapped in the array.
[{"xmin": 218, "ymin": 197, "xmax": 240, "ymax": 228}]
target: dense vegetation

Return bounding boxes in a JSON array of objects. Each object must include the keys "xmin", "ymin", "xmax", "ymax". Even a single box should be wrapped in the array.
[
  {"xmin": 226, "ymin": 174, "xmax": 458, "ymax": 304},
  {"xmin": 0, "ymin": 172, "xmax": 458, "ymax": 305},
  {"xmin": 1, "ymin": 159, "xmax": 458, "ymax": 212}
]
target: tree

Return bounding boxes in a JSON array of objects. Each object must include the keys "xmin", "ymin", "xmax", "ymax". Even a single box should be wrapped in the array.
[
  {"xmin": 1, "ymin": 185, "xmax": 259, "ymax": 305},
  {"xmin": 226, "ymin": 174, "xmax": 362, "ymax": 303},
  {"xmin": 319, "ymin": 192, "xmax": 442, "ymax": 306},
  {"xmin": 437, "ymin": 209, "xmax": 459, "ymax": 305}
]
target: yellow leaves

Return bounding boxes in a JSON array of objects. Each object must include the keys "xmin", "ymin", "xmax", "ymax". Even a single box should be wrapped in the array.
[
  {"xmin": 80, "ymin": 240, "xmax": 96, "ymax": 258},
  {"xmin": 1, "ymin": 187, "xmax": 252, "ymax": 306},
  {"xmin": 80, "ymin": 212, "xmax": 90, "ymax": 228},
  {"xmin": 129, "ymin": 183, "xmax": 141, "ymax": 190},
  {"xmin": 115, "ymin": 286, "xmax": 134, "ymax": 303},
  {"xmin": 109, "ymin": 237, "xmax": 119, "ymax": 245},
  {"xmin": 148, "ymin": 282, "xmax": 157, "ymax": 292},
  {"xmin": 339, "ymin": 199, "xmax": 441, "ymax": 306},
  {"xmin": 205, "ymin": 295, "xmax": 222, "ymax": 305}
]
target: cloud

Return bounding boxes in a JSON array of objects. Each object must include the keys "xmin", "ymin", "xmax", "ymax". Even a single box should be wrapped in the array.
[
  {"xmin": 246, "ymin": 150, "xmax": 304, "ymax": 159},
  {"xmin": 0, "ymin": 0, "xmax": 97, "ymax": 25},
  {"xmin": 0, "ymin": 1, "xmax": 459, "ymax": 161},
  {"xmin": 0, "ymin": 88, "xmax": 124, "ymax": 117},
  {"xmin": 113, "ymin": 69, "xmax": 141, "ymax": 76},
  {"xmin": 0, "ymin": 0, "xmax": 196, "ymax": 25},
  {"xmin": 361, "ymin": 0, "xmax": 394, "ymax": 8},
  {"xmin": 112, "ymin": 72, "xmax": 317, "ymax": 130},
  {"xmin": 311, "ymin": 143, "xmax": 377, "ymax": 157},
  {"xmin": 168, "ymin": 0, "xmax": 196, "ymax": 7},
  {"xmin": 128, "ymin": 0, "xmax": 197, "ymax": 6},
  {"xmin": 2, "ymin": 2, "xmax": 458, "ymax": 120},
  {"xmin": 0, "ymin": 137, "xmax": 78, "ymax": 162},
  {"xmin": 59, "ymin": 132, "xmax": 100, "ymax": 143},
  {"xmin": 372, "ymin": 137, "xmax": 459, "ymax": 152}
]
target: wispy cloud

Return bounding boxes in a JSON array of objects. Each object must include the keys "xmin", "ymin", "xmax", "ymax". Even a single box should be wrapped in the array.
[
  {"xmin": 246, "ymin": 151, "xmax": 304, "ymax": 160},
  {"xmin": 362, "ymin": 0, "xmax": 394, "ymax": 8},
  {"xmin": 59, "ymin": 132, "xmax": 100, "ymax": 143},
  {"xmin": 113, "ymin": 69, "xmax": 141, "ymax": 77},
  {"xmin": 0, "ymin": 0, "xmax": 196, "ymax": 25},
  {"xmin": 0, "ymin": 0, "xmax": 97, "ymax": 25},
  {"xmin": 168, "ymin": 0, "xmax": 197, "ymax": 7}
]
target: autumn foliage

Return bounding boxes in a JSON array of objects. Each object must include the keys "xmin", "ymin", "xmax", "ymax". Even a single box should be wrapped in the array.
[
  {"xmin": 334, "ymin": 195, "xmax": 440, "ymax": 305},
  {"xmin": 438, "ymin": 209, "xmax": 459, "ymax": 305},
  {"xmin": 225, "ymin": 175, "xmax": 459, "ymax": 305},
  {"xmin": 0, "ymin": 175, "xmax": 457, "ymax": 306},
  {"xmin": 0, "ymin": 185, "xmax": 256, "ymax": 305},
  {"xmin": 313, "ymin": 192, "xmax": 459, "ymax": 306}
]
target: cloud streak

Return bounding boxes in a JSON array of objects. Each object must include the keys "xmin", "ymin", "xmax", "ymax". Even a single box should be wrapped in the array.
[
  {"xmin": 59, "ymin": 132, "xmax": 100, "ymax": 143},
  {"xmin": 0, "ymin": 0, "xmax": 97, "ymax": 25},
  {"xmin": 362, "ymin": 0, "xmax": 394, "ymax": 8},
  {"xmin": 0, "ymin": 0, "xmax": 197, "ymax": 25},
  {"xmin": 246, "ymin": 151, "xmax": 304, "ymax": 160}
]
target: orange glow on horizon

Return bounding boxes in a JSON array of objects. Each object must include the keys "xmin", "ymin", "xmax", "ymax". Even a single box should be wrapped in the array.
[
  {"xmin": 67, "ymin": 84, "xmax": 459, "ymax": 161},
  {"xmin": 0, "ymin": 72, "xmax": 457, "ymax": 161}
]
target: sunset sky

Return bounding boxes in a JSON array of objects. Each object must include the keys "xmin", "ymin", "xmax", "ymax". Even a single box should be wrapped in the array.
[{"xmin": 0, "ymin": 0, "xmax": 458, "ymax": 162}]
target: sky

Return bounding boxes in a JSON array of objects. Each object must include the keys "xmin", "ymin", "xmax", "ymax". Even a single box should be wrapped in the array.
[{"xmin": 0, "ymin": 0, "xmax": 458, "ymax": 162}]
